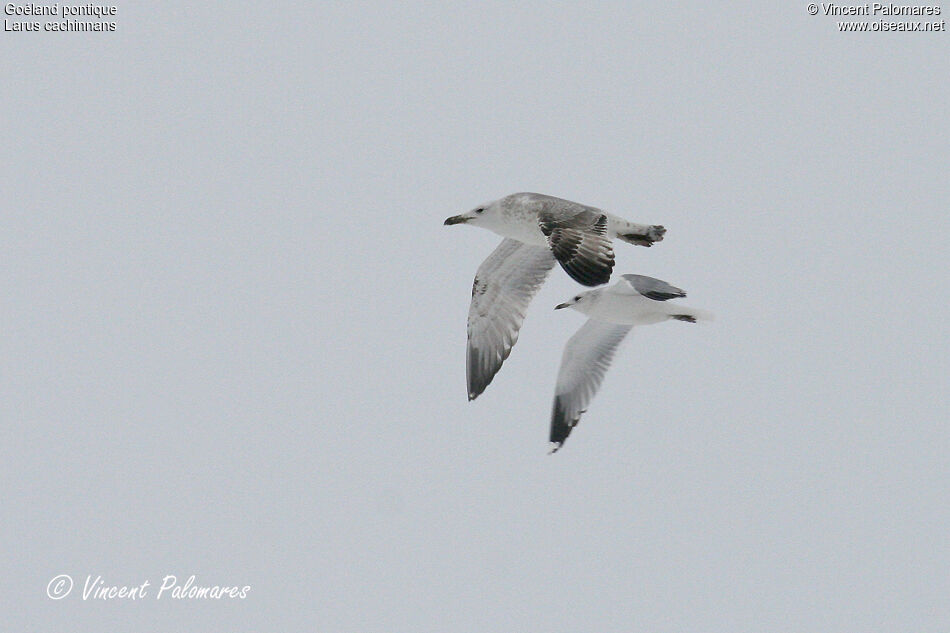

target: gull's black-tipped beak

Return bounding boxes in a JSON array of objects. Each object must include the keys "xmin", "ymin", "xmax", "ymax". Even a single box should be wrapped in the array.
[
  {"xmin": 444, "ymin": 214, "xmax": 468, "ymax": 225},
  {"xmin": 554, "ymin": 302, "xmax": 571, "ymax": 310}
]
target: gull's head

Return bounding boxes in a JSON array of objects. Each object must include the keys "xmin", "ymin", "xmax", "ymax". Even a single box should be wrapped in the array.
[
  {"xmin": 443, "ymin": 199, "xmax": 502, "ymax": 229},
  {"xmin": 555, "ymin": 289, "xmax": 598, "ymax": 313}
]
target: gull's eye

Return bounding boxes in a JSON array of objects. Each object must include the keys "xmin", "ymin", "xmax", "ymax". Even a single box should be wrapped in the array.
[
  {"xmin": 574, "ymin": 296, "xmax": 581, "ymax": 301},
  {"xmin": 475, "ymin": 208, "xmax": 484, "ymax": 214}
]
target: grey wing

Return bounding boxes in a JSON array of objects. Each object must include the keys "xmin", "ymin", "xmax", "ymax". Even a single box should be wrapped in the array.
[
  {"xmin": 619, "ymin": 274, "xmax": 686, "ymax": 301},
  {"xmin": 549, "ymin": 319, "xmax": 632, "ymax": 452},
  {"xmin": 466, "ymin": 239, "xmax": 557, "ymax": 400},
  {"xmin": 538, "ymin": 209, "xmax": 615, "ymax": 287}
]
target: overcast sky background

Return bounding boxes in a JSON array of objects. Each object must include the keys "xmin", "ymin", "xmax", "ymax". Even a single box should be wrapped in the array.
[{"xmin": 2, "ymin": 2, "xmax": 948, "ymax": 631}]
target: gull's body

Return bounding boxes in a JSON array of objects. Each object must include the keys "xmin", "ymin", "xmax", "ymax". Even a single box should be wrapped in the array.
[
  {"xmin": 450, "ymin": 193, "xmax": 661, "ymax": 250},
  {"xmin": 445, "ymin": 193, "xmax": 665, "ymax": 400},
  {"xmin": 549, "ymin": 274, "xmax": 711, "ymax": 453}
]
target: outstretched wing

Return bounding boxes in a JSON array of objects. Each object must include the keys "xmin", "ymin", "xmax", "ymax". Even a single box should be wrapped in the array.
[
  {"xmin": 617, "ymin": 274, "xmax": 686, "ymax": 301},
  {"xmin": 549, "ymin": 318, "xmax": 632, "ymax": 452},
  {"xmin": 539, "ymin": 211, "xmax": 615, "ymax": 287},
  {"xmin": 466, "ymin": 239, "xmax": 557, "ymax": 400}
]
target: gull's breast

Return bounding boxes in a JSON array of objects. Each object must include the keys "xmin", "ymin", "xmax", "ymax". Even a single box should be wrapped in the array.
[{"xmin": 498, "ymin": 209, "xmax": 548, "ymax": 246}]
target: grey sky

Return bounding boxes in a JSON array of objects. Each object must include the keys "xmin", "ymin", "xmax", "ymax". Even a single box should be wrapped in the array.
[{"xmin": 2, "ymin": 2, "xmax": 948, "ymax": 631}]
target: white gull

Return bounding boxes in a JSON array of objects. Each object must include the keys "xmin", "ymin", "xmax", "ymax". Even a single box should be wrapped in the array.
[{"xmin": 549, "ymin": 274, "xmax": 712, "ymax": 453}]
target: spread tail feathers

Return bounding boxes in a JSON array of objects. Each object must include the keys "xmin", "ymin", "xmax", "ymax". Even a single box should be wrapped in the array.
[{"xmin": 616, "ymin": 224, "xmax": 666, "ymax": 247}]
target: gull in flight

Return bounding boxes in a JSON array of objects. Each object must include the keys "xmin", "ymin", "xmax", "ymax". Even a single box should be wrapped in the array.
[
  {"xmin": 445, "ymin": 193, "xmax": 666, "ymax": 400},
  {"xmin": 549, "ymin": 274, "xmax": 712, "ymax": 453}
]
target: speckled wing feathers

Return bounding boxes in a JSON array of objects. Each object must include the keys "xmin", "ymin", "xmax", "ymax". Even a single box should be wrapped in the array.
[
  {"xmin": 539, "ymin": 210, "xmax": 615, "ymax": 287},
  {"xmin": 466, "ymin": 239, "xmax": 557, "ymax": 400}
]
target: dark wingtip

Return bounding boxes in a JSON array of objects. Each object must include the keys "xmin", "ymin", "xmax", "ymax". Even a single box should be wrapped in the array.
[
  {"xmin": 467, "ymin": 367, "xmax": 492, "ymax": 401},
  {"xmin": 467, "ymin": 348, "xmax": 491, "ymax": 401},
  {"xmin": 643, "ymin": 291, "xmax": 686, "ymax": 301},
  {"xmin": 549, "ymin": 396, "xmax": 574, "ymax": 449}
]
